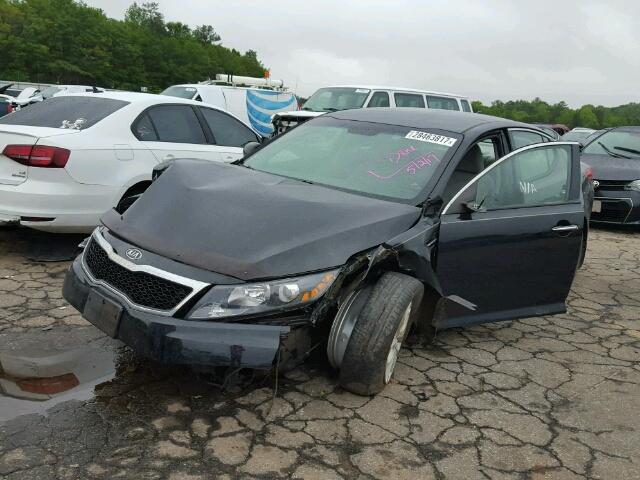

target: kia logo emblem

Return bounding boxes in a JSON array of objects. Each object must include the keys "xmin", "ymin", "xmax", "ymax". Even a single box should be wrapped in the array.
[{"xmin": 125, "ymin": 248, "xmax": 143, "ymax": 260}]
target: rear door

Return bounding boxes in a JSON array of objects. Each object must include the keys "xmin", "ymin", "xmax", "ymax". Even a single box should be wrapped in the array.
[
  {"xmin": 198, "ymin": 107, "xmax": 260, "ymax": 162},
  {"xmin": 435, "ymin": 142, "xmax": 584, "ymax": 328},
  {"xmin": 136, "ymin": 104, "xmax": 225, "ymax": 163}
]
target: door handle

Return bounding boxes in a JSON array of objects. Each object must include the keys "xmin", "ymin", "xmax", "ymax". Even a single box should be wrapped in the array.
[
  {"xmin": 162, "ymin": 154, "xmax": 175, "ymax": 161},
  {"xmin": 552, "ymin": 225, "xmax": 579, "ymax": 233}
]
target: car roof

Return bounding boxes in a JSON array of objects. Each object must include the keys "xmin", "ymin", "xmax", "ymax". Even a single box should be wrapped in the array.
[
  {"xmin": 65, "ymin": 91, "xmax": 204, "ymax": 106},
  {"xmin": 62, "ymin": 91, "xmax": 257, "ymax": 131},
  {"xmin": 326, "ymin": 108, "xmax": 530, "ymax": 134},
  {"xmin": 321, "ymin": 85, "xmax": 469, "ymax": 99},
  {"xmin": 611, "ymin": 126, "xmax": 640, "ymax": 133},
  {"xmin": 172, "ymin": 84, "xmax": 292, "ymax": 94}
]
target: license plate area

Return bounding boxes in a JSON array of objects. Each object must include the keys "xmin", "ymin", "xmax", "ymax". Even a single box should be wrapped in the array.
[
  {"xmin": 84, "ymin": 290, "xmax": 122, "ymax": 338},
  {"xmin": 592, "ymin": 200, "xmax": 602, "ymax": 213}
]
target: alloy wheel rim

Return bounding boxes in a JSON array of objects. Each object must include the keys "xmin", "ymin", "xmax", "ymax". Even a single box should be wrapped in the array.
[{"xmin": 384, "ymin": 302, "xmax": 412, "ymax": 383}]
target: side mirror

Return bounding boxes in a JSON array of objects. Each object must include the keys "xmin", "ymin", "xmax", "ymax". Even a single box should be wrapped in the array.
[
  {"xmin": 243, "ymin": 141, "xmax": 261, "ymax": 157},
  {"xmin": 462, "ymin": 201, "xmax": 486, "ymax": 213}
]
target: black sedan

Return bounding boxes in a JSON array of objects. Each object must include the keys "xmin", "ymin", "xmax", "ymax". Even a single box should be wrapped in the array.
[
  {"xmin": 63, "ymin": 109, "xmax": 589, "ymax": 396},
  {"xmin": 581, "ymin": 126, "xmax": 640, "ymax": 226}
]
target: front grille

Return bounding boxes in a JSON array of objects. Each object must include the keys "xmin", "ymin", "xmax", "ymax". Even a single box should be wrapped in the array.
[
  {"xmin": 592, "ymin": 199, "xmax": 632, "ymax": 223},
  {"xmin": 594, "ymin": 179, "xmax": 628, "ymax": 191},
  {"xmin": 84, "ymin": 239, "xmax": 192, "ymax": 311}
]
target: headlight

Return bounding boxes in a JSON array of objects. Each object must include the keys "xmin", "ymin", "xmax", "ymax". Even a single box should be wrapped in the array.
[
  {"xmin": 625, "ymin": 180, "xmax": 640, "ymax": 192},
  {"xmin": 187, "ymin": 269, "xmax": 340, "ymax": 320}
]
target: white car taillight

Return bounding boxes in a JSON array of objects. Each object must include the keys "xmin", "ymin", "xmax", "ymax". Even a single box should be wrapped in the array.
[{"xmin": 2, "ymin": 144, "xmax": 70, "ymax": 168}]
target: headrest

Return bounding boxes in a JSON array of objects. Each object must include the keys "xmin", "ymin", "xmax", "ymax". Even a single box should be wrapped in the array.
[{"xmin": 456, "ymin": 144, "xmax": 484, "ymax": 174}]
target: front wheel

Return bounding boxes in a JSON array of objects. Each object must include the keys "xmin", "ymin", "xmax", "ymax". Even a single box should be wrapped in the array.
[{"xmin": 338, "ymin": 272, "xmax": 424, "ymax": 396}]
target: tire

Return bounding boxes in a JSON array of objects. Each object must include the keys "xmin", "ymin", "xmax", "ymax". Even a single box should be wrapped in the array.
[
  {"xmin": 115, "ymin": 182, "xmax": 151, "ymax": 214},
  {"xmin": 338, "ymin": 272, "xmax": 424, "ymax": 396},
  {"xmin": 115, "ymin": 194, "xmax": 139, "ymax": 214}
]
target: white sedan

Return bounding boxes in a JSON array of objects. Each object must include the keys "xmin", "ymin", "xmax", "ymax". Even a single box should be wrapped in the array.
[{"xmin": 0, "ymin": 92, "xmax": 261, "ymax": 232}]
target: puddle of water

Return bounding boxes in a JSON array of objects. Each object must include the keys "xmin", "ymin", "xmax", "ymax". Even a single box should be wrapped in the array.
[{"xmin": 0, "ymin": 340, "xmax": 120, "ymax": 422}]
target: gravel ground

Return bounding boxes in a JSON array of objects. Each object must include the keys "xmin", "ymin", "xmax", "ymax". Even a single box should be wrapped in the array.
[{"xmin": 0, "ymin": 226, "xmax": 639, "ymax": 480}]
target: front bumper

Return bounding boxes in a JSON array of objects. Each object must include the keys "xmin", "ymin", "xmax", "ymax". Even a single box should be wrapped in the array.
[
  {"xmin": 63, "ymin": 257, "xmax": 290, "ymax": 368},
  {"xmin": 591, "ymin": 189, "xmax": 640, "ymax": 225}
]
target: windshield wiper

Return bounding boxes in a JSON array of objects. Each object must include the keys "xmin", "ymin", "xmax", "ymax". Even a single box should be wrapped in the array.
[
  {"xmin": 322, "ymin": 107, "xmax": 338, "ymax": 112},
  {"xmin": 301, "ymin": 107, "xmax": 314, "ymax": 111},
  {"xmin": 598, "ymin": 142, "xmax": 629, "ymax": 159},
  {"xmin": 614, "ymin": 146, "xmax": 640, "ymax": 156}
]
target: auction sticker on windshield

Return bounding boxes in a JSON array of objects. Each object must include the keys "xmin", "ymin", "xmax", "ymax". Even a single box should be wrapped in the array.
[{"xmin": 405, "ymin": 131, "xmax": 457, "ymax": 147}]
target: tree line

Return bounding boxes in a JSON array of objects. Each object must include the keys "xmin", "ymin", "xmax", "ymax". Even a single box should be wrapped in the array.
[
  {"xmin": 1, "ymin": 0, "xmax": 637, "ymax": 127},
  {"xmin": 472, "ymin": 98, "xmax": 640, "ymax": 130},
  {"xmin": 0, "ymin": 0, "xmax": 266, "ymax": 92}
]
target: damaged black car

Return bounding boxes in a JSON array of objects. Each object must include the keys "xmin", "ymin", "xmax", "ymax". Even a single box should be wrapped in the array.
[{"xmin": 63, "ymin": 109, "xmax": 589, "ymax": 395}]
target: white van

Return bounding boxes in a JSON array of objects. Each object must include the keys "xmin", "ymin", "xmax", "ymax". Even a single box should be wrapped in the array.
[
  {"xmin": 162, "ymin": 76, "xmax": 298, "ymax": 137},
  {"xmin": 272, "ymin": 85, "xmax": 473, "ymax": 135}
]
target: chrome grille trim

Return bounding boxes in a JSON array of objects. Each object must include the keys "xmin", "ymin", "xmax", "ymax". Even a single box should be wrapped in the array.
[{"xmin": 81, "ymin": 227, "xmax": 209, "ymax": 316}]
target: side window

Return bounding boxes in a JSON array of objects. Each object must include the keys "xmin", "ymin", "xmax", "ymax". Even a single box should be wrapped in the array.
[
  {"xmin": 132, "ymin": 113, "xmax": 158, "ymax": 141},
  {"xmin": 461, "ymin": 100, "xmax": 472, "ymax": 112},
  {"xmin": 394, "ymin": 93, "xmax": 425, "ymax": 108},
  {"xmin": 509, "ymin": 130, "xmax": 546, "ymax": 149},
  {"xmin": 367, "ymin": 92, "xmax": 390, "ymax": 108},
  {"xmin": 200, "ymin": 108, "xmax": 258, "ymax": 147},
  {"xmin": 147, "ymin": 105, "xmax": 206, "ymax": 144},
  {"xmin": 426, "ymin": 95, "xmax": 460, "ymax": 111},
  {"xmin": 467, "ymin": 145, "xmax": 572, "ymax": 211}
]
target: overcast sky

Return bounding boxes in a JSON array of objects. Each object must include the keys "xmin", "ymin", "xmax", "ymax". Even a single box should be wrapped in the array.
[{"xmin": 85, "ymin": 0, "xmax": 639, "ymax": 107}]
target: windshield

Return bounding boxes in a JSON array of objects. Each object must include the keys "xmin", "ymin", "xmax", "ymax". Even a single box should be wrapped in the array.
[
  {"xmin": 161, "ymin": 86, "xmax": 197, "ymax": 100},
  {"xmin": 302, "ymin": 87, "xmax": 370, "ymax": 112},
  {"xmin": 0, "ymin": 96, "xmax": 129, "ymax": 130},
  {"xmin": 40, "ymin": 86, "xmax": 62, "ymax": 99},
  {"xmin": 244, "ymin": 116, "xmax": 459, "ymax": 202},
  {"xmin": 583, "ymin": 129, "xmax": 640, "ymax": 158}
]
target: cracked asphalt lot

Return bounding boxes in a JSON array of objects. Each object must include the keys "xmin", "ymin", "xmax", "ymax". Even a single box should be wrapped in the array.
[{"xmin": 0, "ymin": 226, "xmax": 639, "ymax": 479}]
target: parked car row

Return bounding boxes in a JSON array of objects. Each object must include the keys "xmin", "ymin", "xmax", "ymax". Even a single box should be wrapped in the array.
[
  {"xmin": 2, "ymin": 77, "xmax": 627, "ymax": 396},
  {"xmin": 0, "ymin": 83, "xmax": 107, "ymax": 111},
  {"xmin": 0, "ymin": 84, "xmax": 42, "ymax": 109}
]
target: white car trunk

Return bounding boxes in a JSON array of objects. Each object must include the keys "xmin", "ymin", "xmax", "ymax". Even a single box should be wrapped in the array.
[{"xmin": 0, "ymin": 126, "xmax": 78, "ymax": 185}]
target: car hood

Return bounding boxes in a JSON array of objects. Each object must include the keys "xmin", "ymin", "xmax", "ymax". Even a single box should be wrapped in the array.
[
  {"xmin": 101, "ymin": 159, "xmax": 421, "ymax": 281},
  {"xmin": 581, "ymin": 153, "xmax": 640, "ymax": 181}
]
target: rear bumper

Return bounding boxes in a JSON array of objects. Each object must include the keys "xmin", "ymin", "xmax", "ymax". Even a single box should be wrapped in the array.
[
  {"xmin": 63, "ymin": 256, "xmax": 290, "ymax": 368},
  {"xmin": 591, "ymin": 190, "xmax": 640, "ymax": 225},
  {"xmin": 0, "ymin": 170, "xmax": 119, "ymax": 232}
]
